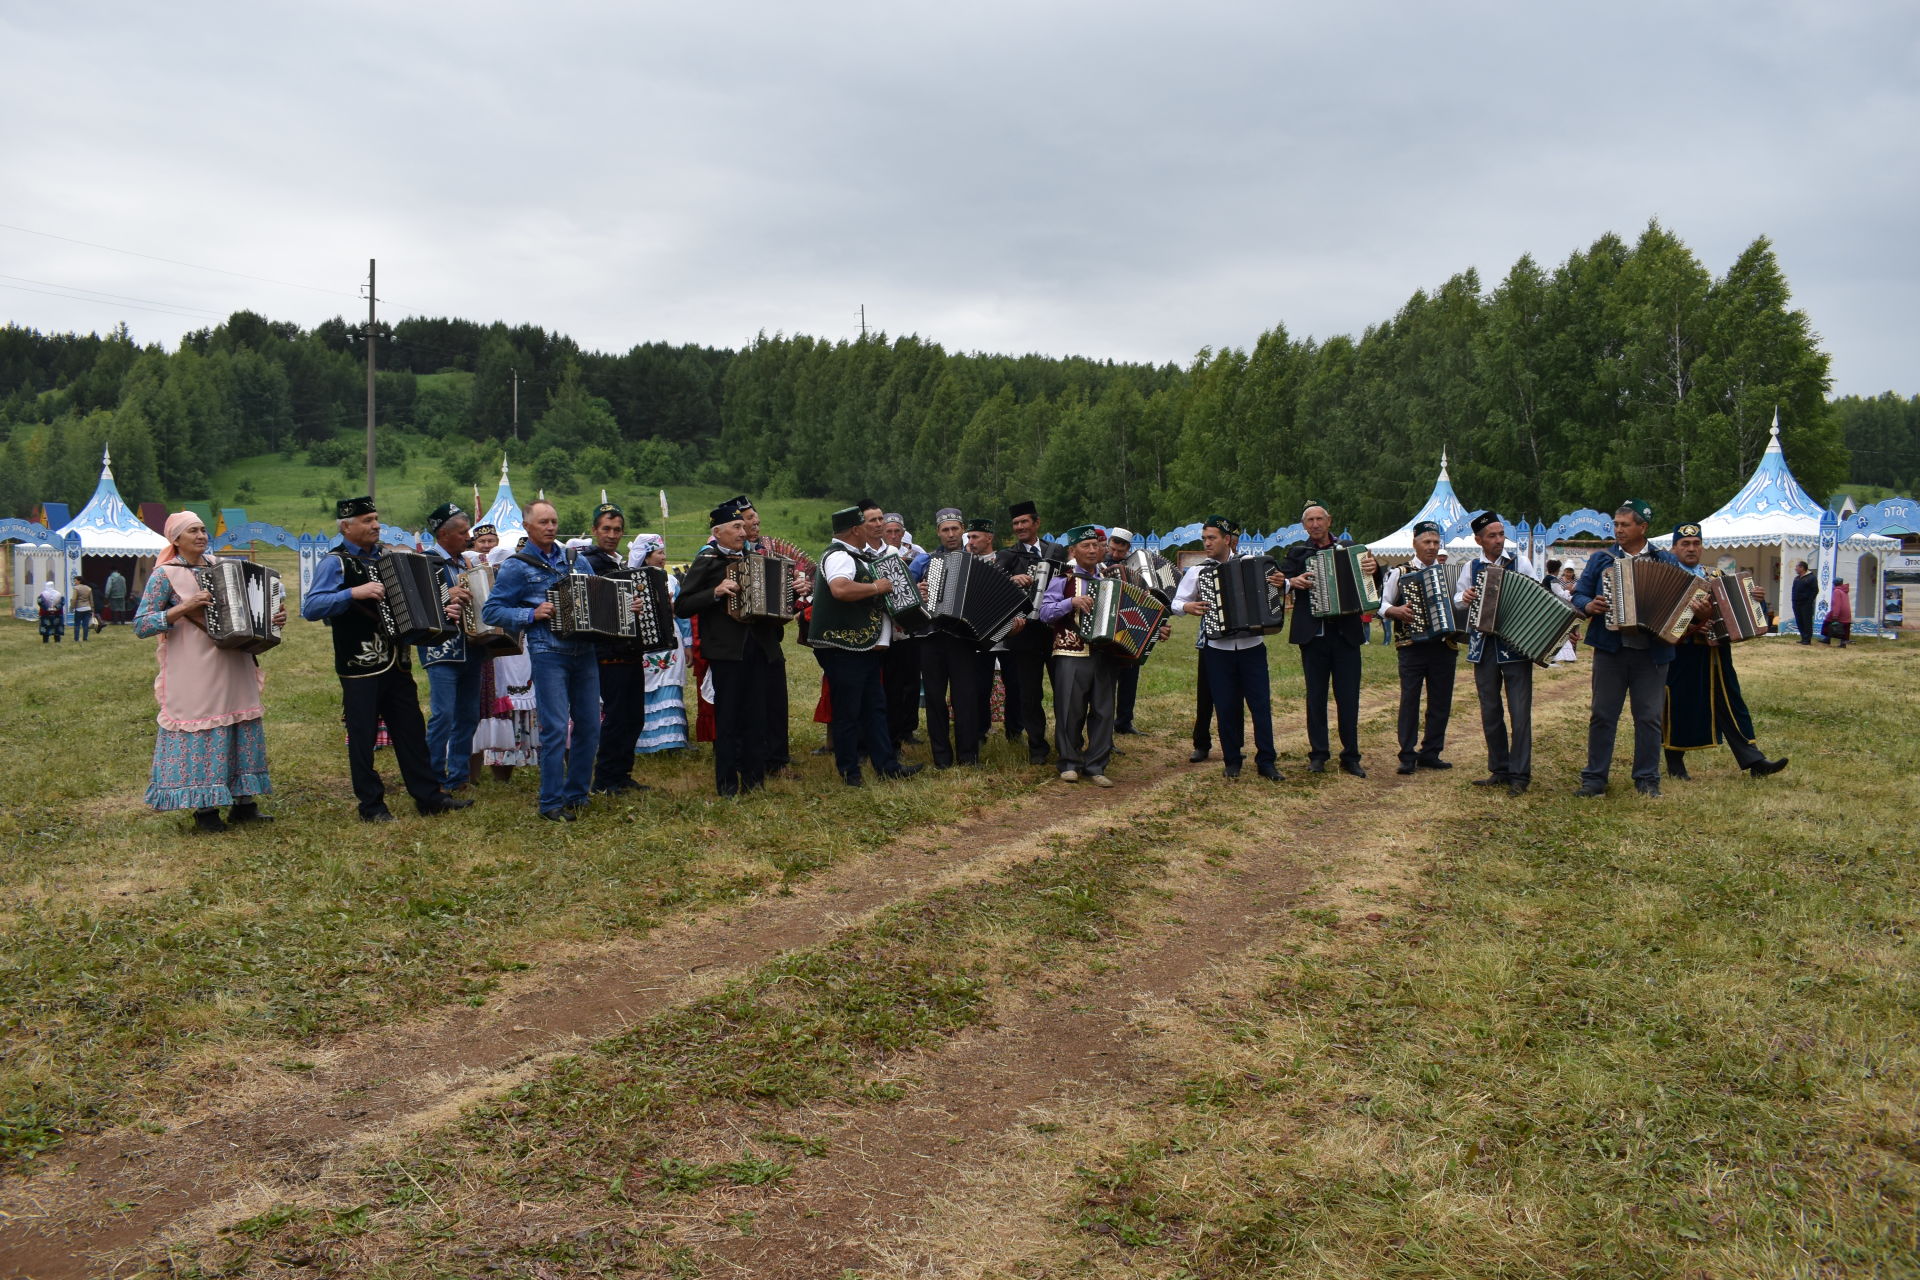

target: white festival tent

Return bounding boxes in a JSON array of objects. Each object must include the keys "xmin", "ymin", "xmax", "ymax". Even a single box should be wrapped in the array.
[
  {"xmin": 1653, "ymin": 419, "xmax": 1896, "ymax": 638},
  {"xmin": 1365, "ymin": 449, "xmax": 1485, "ymax": 560},
  {"xmin": 7, "ymin": 447, "xmax": 168, "ymax": 621},
  {"xmin": 478, "ymin": 457, "xmax": 527, "ymax": 548}
]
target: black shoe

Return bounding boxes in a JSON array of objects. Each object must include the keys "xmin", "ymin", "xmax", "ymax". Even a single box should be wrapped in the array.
[
  {"xmin": 192, "ymin": 808, "xmax": 227, "ymax": 833},
  {"xmin": 1340, "ymin": 761, "xmax": 1367, "ymax": 779},
  {"xmin": 1396, "ymin": 763, "xmax": 1417, "ymax": 776},
  {"xmin": 1472, "ymin": 774, "xmax": 1507, "ymax": 787},
  {"xmin": 1668, "ymin": 765, "xmax": 1691, "ymax": 781},
  {"xmin": 439, "ymin": 792, "xmax": 475, "ymax": 811},
  {"xmin": 1748, "ymin": 757, "xmax": 1789, "ymax": 777},
  {"xmin": 1257, "ymin": 763, "xmax": 1284, "ymax": 782},
  {"xmin": 1636, "ymin": 782, "xmax": 1662, "ymax": 798},
  {"xmin": 539, "ymin": 808, "xmax": 577, "ymax": 822},
  {"xmin": 1573, "ymin": 783, "xmax": 1606, "ymax": 798},
  {"xmin": 362, "ymin": 807, "xmax": 396, "ymax": 823},
  {"xmin": 957, "ymin": 756, "xmax": 980, "ymax": 767},
  {"xmin": 1114, "ymin": 725, "xmax": 1139, "ymax": 735},
  {"xmin": 1028, "ymin": 752, "xmax": 1051, "ymax": 766},
  {"xmin": 842, "ymin": 773, "xmax": 864, "ymax": 787},
  {"xmin": 1416, "ymin": 758, "xmax": 1452, "ymax": 770},
  {"xmin": 1507, "ymin": 780, "xmax": 1529, "ymax": 796},
  {"xmin": 1110, "ymin": 745, "xmax": 1126, "ymax": 756},
  {"xmin": 593, "ymin": 780, "xmax": 648, "ymax": 796},
  {"xmin": 227, "ymin": 801, "xmax": 272, "ymax": 826},
  {"xmin": 904, "ymin": 732, "xmax": 923, "ymax": 744},
  {"xmin": 1223, "ymin": 763, "xmax": 1243, "ymax": 778},
  {"xmin": 1189, "ymin": 747, "xmax": 1210, "ymax": 763},
  {"xmin": 880, "ymin": 764, "xmax": 924, "ymax": 780},
  {"xmin": 1308, "ymin": 761, "xmax": 1326, "ymax": 773}
]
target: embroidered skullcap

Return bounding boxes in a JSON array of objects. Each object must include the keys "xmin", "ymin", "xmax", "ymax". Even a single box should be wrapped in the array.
[
  {"xmin": 469, "ymin": 523, "xmax": 496, "ymax": 539},
  {"xmin": 1671, "ymin": 522, "xmax": 1703, "ymax": 541},
  {"xmin": 1203, "ymin": 515, "xmax": 1241, "ymax": 537},
  {"xmin": 1413, "ymin": 520, "xmax": 1441, "ymax": 538},
  {"xmin": 335, "ymin": 495, "xmax": 376, "ymax": 520},
  {"xmin": 884, "ymin": 511, "xmax": 906, "ymax": 525},
  {"xmin": 1469, "ymin": 512, "xmax": 1501, "ymax": 534},
  {"xmin": 425, "ymin": 502, "xmax": 465, "ymax": 533},
  {"xmin": 1108, "ymin": 527, "xmax": 1135, "ymax": 545},
  {"xmin": 710, "ymin": 503, "xmax": 743, "ymax": 526},
  {"xmin": 1062, "ymin": 524, "xmax": 1101, "ymax": 545},
  {"xmin": 831, "ymin": 505, "xmax": 864, "ymax": 533},
  {"xmin": 966, "ymin": 518, "xmax": 995, "ymax": 533},
  {"xmin": 1618, "ymin": 498, "xmax": 1653, "ymax": 523},
  {"xmin": 592, "ymin": 502, "xmax": 624, "ymax": 525},
  {"xmin": 934, "ymin": 507, "xmax": 963, "ymax": 524}
]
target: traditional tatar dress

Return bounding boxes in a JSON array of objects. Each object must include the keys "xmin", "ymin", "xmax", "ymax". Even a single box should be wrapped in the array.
[
  {"xmin": 637, "ymin": 574, "xmax": 693, "ymax": 753},
  {"xmin": 134, "ymin": 560, "xmax": 272, "ymax": 810}
]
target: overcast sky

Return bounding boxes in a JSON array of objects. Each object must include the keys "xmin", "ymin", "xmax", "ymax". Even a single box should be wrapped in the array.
[{"xmin": 3, "ymin": 1, "xmax": 1915, "ymax": 396}]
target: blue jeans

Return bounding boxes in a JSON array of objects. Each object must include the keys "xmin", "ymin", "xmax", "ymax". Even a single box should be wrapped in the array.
[
  {"xmin": 425, "ymin": 655, "xmax": 485, "ymax": 790},
  {"xmin": 529, "ymin": 636, "xmax": 601, "ymax": 813}
]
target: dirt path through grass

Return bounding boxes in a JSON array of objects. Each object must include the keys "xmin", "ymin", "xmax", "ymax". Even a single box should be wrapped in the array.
[{"xmin": 4, "ymin": 663, "xmax": 1595, "ymax": 1279}]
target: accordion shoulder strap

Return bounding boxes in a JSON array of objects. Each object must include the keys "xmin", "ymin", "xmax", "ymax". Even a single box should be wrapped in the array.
[{"xmin": 511, "ymin": 550, "xmax": 567, "ymax": 576}]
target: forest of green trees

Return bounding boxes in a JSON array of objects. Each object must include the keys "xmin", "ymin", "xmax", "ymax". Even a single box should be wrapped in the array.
[{"xmin": 2, "ymin": 221, "xmax": 1913, "ymax": 537}]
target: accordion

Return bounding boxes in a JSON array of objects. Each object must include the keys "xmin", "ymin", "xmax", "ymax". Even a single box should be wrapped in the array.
[
  {"xmin": 1123, "ymin": 548, "xmax": 1180, "ymax": 599},
  {"xmin": 1393, "ymin": 563, "xmax": 1464, "ymax": 647},
  {"xmin": 376, "ymin": 548, "xmax": 458, "ymax": 647},
  {"xmin": 1602, "ymin": 557, "xmax": 1710, "ymax": 644},
  {"xmin": 726, "ymin": 551, "xmax": 798, "ymax": 624},
  {"xmin": 456, "ymin": 565, "xmax": 522, "ymax": 656},
  {"xmin": 869, "ymin": 552, "xmax": 932, "ymax": 632},
  {"xmin": 1199, "ymin": 556, "xmax": 1285, "ymax": 638},
  {"xmin": 1077, "ymin": 575, "xmax": 1170, "ymax": 662},
  {"xmin": 546, "ymin": 573, "xmax": 638, "ymax": 642},
  {"xmin": 194, "ymin": 560, "xmax": 284, "ymax": 654},
  {"xmin": 1705, "ymin": 569, "xmax": 1768, "ymax": 643},
  {"xmin": 926, "ymin": 551, "xmax": 1027, "ymax": 643},
  {"xmin": 1308, "ymin": 545, "xmax": 1381, "ymax": 619},
  {"xmin": 1466, "ymin": 563, "xmax": 1581, "ymax": 666}
]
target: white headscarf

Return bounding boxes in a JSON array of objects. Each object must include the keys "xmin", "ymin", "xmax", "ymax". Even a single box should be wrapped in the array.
[
  {"xmin": 38, "ymin": 580, "xmax": 62, "ymax": 605},
  {"xmin": 626, "ymin": 533, "xmax": 666, "ymax": 569}
]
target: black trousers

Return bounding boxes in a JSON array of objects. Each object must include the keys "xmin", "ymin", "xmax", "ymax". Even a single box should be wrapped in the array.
[
  {"xmin": 764, "ymin": 647, "xmax": 791, "ymax": 770},
  {"xmin": 920, "ymin": 633, "xmax": 986, "ymax": 765},
  {"xmin": 814, "ymin": 647, "xmax": 901, "ymax": 780},
  {"xmin": 341, "ymin": 665, "xmax": 442, "ymax": 817},
  {"xmin": 1002, "ymin": 647, "xmax": 1052, "ymax": 758},
  {"xmin": 1395, "ymin": 642, "xmax": 1457, "ymax": 766},
  {"xmin": 1114, "ymin": 662, "xmax": 1141, "ymax": 731},
  {"xmin": 1193, "ymin": 651, "xmax": 1215, "ymax": 751},
  {"xmin": 593, "ymin": 660, "xmax": 646, "ymax": 789},
  {"xmin": 1793, "ymin": 600, "xmax": 1815, "ymax": 643},
  {"xmin": 883, "ymin": 636, "xmax": 921, "ymax": 746},
  {"xmin": 976, "ymin": 652, "xmax": 998, "ymax": 750},
  {"xmin": 710, "ymin": 645, "xmax": 780, "ymax": 796},
  {"xmin": 1202, "ymin": 644, "xmax": 1275, "ymax": 767},
  {"xmin": 1299, "ymin": 633, "xmax": 1363, "ymax": 765}
]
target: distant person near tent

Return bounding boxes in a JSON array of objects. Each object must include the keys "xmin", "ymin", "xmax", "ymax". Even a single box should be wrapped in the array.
[{"xmin": 37, "ymin": 581, "xmax": 64, "ymax": 642}]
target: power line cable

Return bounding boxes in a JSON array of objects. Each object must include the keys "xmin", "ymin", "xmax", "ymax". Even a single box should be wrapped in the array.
[
  {"xmin": 0, "ymin": 221, "xmax": 362, "ymax": 299},
  {"xmin": 0, "ymin": 272, "xmax": 229, "ymax": 319},
  {"xmin": 0, "ymin": 280, "xmax": 227, "ymax": 325}
]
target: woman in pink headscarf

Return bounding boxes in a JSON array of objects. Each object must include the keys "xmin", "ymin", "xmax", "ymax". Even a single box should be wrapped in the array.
[{"xmin": 132, "ymin": 512, "xmax": 286, "ymax": 831}]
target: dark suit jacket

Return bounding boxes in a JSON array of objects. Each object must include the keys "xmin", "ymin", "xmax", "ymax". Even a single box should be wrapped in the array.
[
  {"xmin": 675, "ymin": 550, "xmax": 786, "ymax": 663},
  {"xmin": 1274, "ymin": 541, "xmax": 1364, "ymax": 646},
  {"xmin": 994, "ymin": 540, "xmax": 1067, "ymax": 652}
]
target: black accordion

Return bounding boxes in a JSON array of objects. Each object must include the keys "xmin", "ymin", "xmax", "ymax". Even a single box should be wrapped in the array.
[
  {"xmin": 592, "ymin": 566, "xmax": 677, "ymax": 654},
  {"xmin": 1307, "ymin": 545, "xmax": 1381, "ymax": 619},
  {"xmin": 926, "ymin": 551, "xmax": 1027, "ymax": 644},
  {"xmin": 547, "ymin": 573, "xmax": 639, "ymax": 642},
  {"xmin": 376, "ymin": 548, "xmax": 458, "ymax": 647},
  {"xmin": 456, "ymin": 564, "xmax": 522, "ymax": 656},
  {"xmin": 1392, "ymin": 563, "xmax": 1464, "ymax": 647},
  {"xmin": 1199, "ymin": 556, "xmax": 1285, "ymax": 638},
  {"xmin": 1602, "ymin": 557, "xmax": 1711, "ymax": 644},
  {"xmin": 194, "ymin": 560, "xmax": 284, "ymax": 654},
  {"xmin": 726, "ymin": 551, "xmax": 798, "ymax": 624},
  {"xmin": 870, "ymin": 552, "xmax": 932, "ymax": 632},
  {"xmin": 1466, "ymin": 563, "xmax": 1581, "ymax": 666},
  {"xmin": 1706, "ymin": 569, "xmax": 1768, "ymax": 643}
]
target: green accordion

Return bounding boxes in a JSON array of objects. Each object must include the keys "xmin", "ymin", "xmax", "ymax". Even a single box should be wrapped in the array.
[{"xmin": 1308, "ymin": 545, "xmax": 1381, "ymax": 619}]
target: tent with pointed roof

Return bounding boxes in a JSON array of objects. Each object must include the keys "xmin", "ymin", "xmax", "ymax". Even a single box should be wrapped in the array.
[
  {"xmin": 1653, "ymin": 418, "xmax": 1896, "ymax": 637},
  {"xmin": 1367, "ymin": 450, "xmax": 1480, "ymax": 560},
  {"xmin": 7, "ymin": 447, "xmax": 169, "ymax": 622},
  {"xmin": 478, "ymin": 456, "xmax": 527, "ymax": 546},
  {"xmin": 54, "ymin": 449, "xmax": 169, "ymax": 557}
]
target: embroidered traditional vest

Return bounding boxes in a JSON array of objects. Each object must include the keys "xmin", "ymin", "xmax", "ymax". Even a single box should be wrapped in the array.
[
  {"xmin": 330, "ymin": 548, "xmax": 400, "ymax": 678},
  {"xmin": 808, "ymin": 545, "xmax": 883, "ymax": 652}
]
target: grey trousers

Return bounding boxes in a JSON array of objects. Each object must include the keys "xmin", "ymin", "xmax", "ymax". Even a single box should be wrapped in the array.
[
  {"xmin": 1473, "ymin": 653, "xmax": 1533, "ymax": 782},
  {"xmin": 1051, "ymin": 652, "xmax": 1118, "ymax": 777},
  {"xmin": 1583, "ymin": 647, "xmax": 1668, "ymax": 788}
]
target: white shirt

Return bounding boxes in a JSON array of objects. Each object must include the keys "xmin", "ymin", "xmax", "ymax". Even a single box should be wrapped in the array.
[
  {"xmin": 824, "ymin": 540, "xmax": 892, "ymax": 648},
  {"xmin": 1171, "ymin": 552, "xmax": 1277, "ymax": 651},
  {"xmin": 1453, "ymin": 548, "xmax": 1540, "ymax": 605},
  {"xmin": 1379, "ymin": 555, "xmax": 1444, "ymax": 612}
]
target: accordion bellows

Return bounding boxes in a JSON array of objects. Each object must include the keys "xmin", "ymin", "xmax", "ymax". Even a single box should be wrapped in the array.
[
  {"xmin": 195, "ymin": 560, "xmax": 284, "ymax": 654},
  {"xmin": 1707, "ymin": 569, "xmax": 1768, "ymax": 642},
  {"xmin": 456, "ymin": 565, "xmax": 522, "ymax": 656},
  {"xmin": 1602, "ymin": 558, "xmax": 1711, "ymax": 644},
  {"xmin": 1467, "ymin": 563, "xmax": 1581, "ymax": 666},
  {"xmin": 376, "ymin": 549, "xmax": 458, "ymax": 647},
  {"xmin": 1076, "ymin": 576, "xmax": 1169, "ymax": 661},
  {"xmin": 926, "ymin": 551, "xmax": 1026, "ymax": 643},
  {"xmin": 726, "ymin": 552, "xmax": 798, "ymax": 624}
]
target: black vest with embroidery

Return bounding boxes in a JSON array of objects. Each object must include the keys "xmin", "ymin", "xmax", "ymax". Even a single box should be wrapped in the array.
[{"xmin": 330, "ymin": 549, "xmax": 401, "ymax": 678}]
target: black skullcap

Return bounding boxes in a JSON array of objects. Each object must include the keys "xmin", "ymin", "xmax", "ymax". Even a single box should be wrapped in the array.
[
  {"xmin": 966, "ymin": 517, "xmax": 994, "ymax": 533},
  {"xmin": 425, "ymin": 502, "xmax": 465, "ymax": 533},
  {"xmin": 1672, "ymin": 522, "xmax": 1703, "ymax": 541},
  {"xmin": 709, "ymin": 503, "xmax": 743, "ymax": 526},
  {"xmin": 1413, "ymin": 520, "xmax": 1441, "ymax": 538},
  {"xmin": 1469, "ymin": 511, "xmax": 1501, "ymax": 534},
  {"xmin": 1203, "ymin": 514, "xmax": 1241, "ymax": 537},
  {"xmin": 336, "ymin": 495, "xmax": 376, "ymax": 520},
  {"xmin": 1008, "ymin": 500, "xmax": 1038, "ymax": 519}
]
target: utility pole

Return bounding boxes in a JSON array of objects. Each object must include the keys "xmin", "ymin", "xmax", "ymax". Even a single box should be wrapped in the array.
[
  {"xmin": 858, "ymin": 305, "xmax": 867, "ymax": 339},
  {"xmin": 364, "ymin": 258, "xmax": 378, "ymax": 497},
  {"xmin": 511, "ymin": 367, "xmax": 520, "ymax": 441}
]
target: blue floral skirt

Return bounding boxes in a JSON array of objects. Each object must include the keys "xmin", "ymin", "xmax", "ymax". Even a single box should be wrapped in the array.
[{"xmin": 146, "ymin": 719, "xmax": 272, "ymax": 812}]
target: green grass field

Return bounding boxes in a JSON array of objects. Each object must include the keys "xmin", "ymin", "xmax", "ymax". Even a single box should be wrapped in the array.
[{"xmin": 1, "ymin": 610, "xmax": 1913, "ymax": 1278}]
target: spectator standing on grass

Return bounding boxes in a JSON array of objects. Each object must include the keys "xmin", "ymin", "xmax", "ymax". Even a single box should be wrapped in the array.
[
  {"xmin": 105, "ymin": 568, "xmax": 128, "ymax": 625},
  {"xmin": 1824, "ymin": 580, "xmax": 1853, "ymax": 647},
  {"xmin": 71, "ymin": 580, "xmax": 95, "ymax": 642},
  {"xmin": 37, "ymin": 580, "xmax": 64, "ymax": 643},
  {"xmin": 133, "ymin": 512, "xmax": 284, "ymax": 832},
  {"xmin": 1791, "ymin": 560, "xmax": 1817, "ymax": 643}
]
